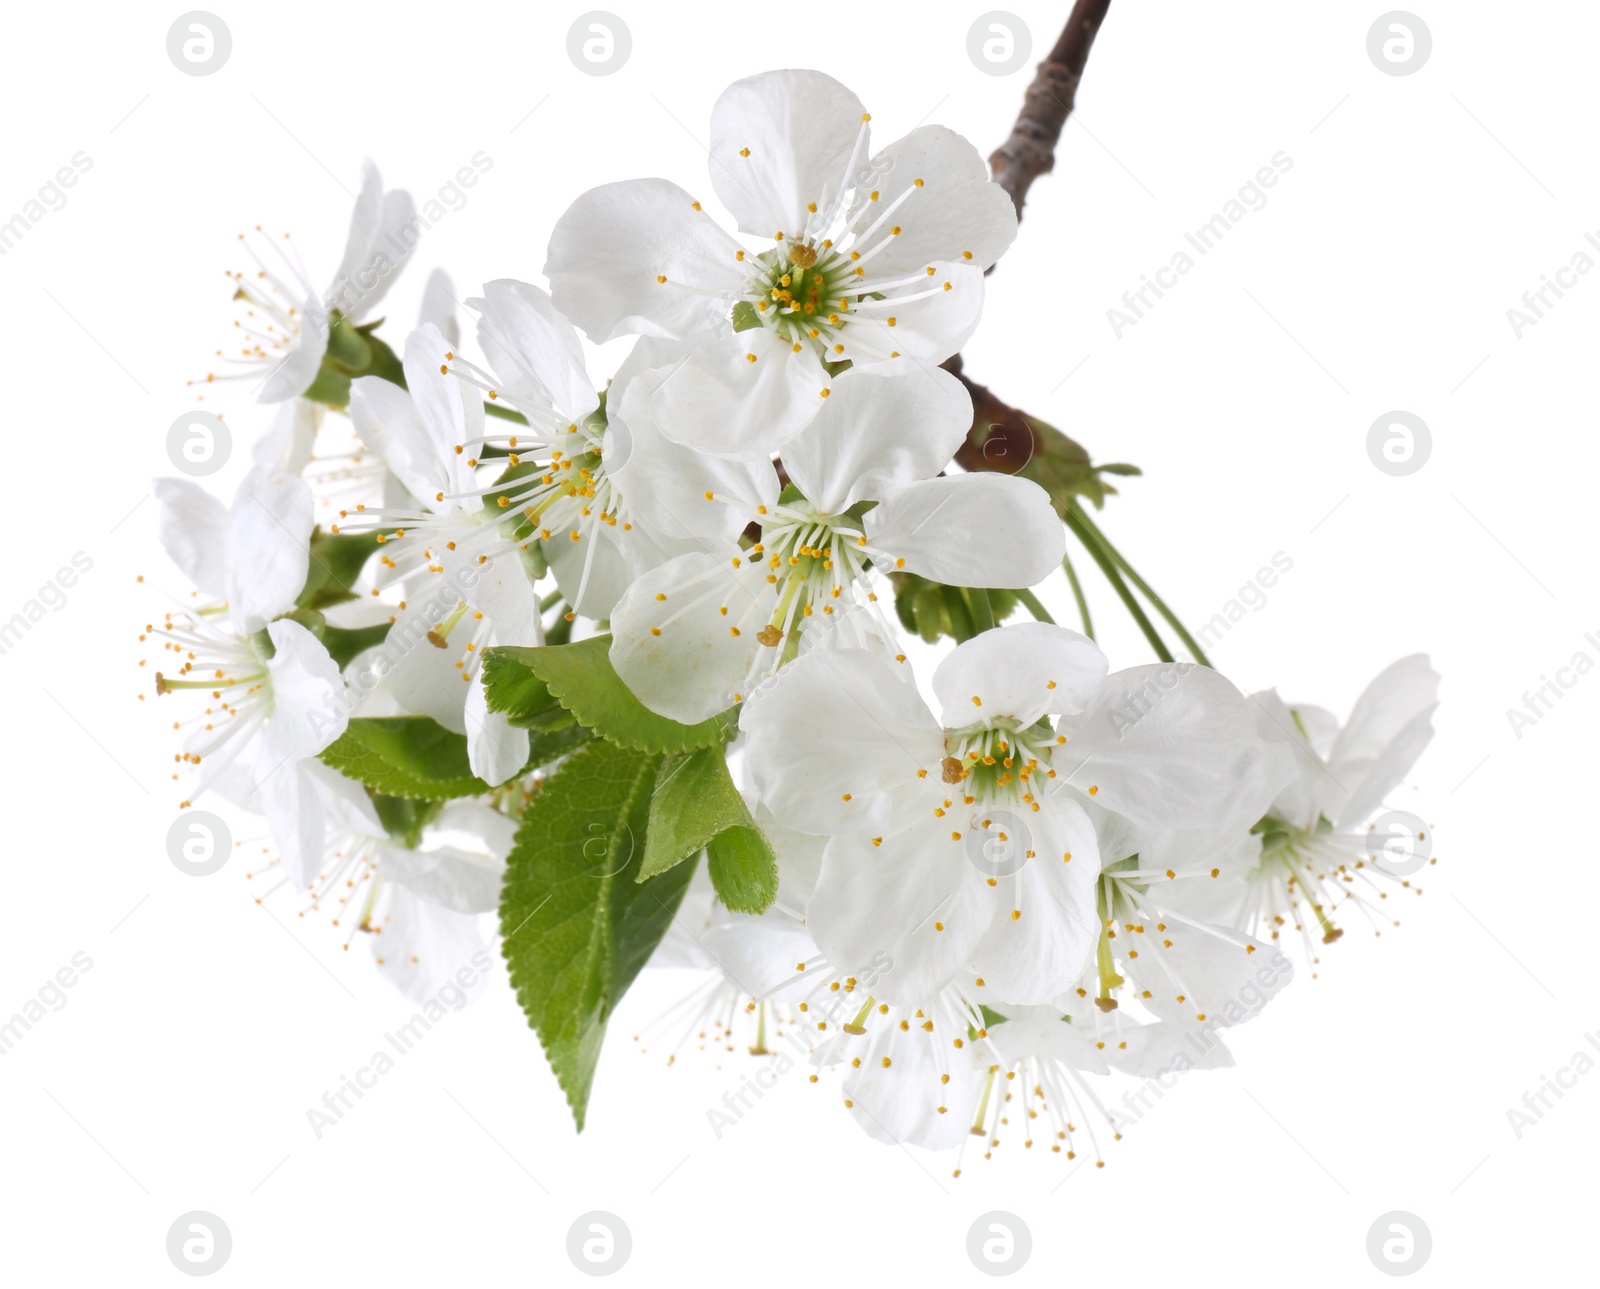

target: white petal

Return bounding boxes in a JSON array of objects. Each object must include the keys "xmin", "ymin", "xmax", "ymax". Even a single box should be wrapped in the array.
[
  {"xmin": 965, "ymin": 797, "xmax": 1101, "ymax": 1003},
  {"xmin": 700, "ymin": 907, "xmax": 817, "ymax": 1000},
  {"xmin": 399, "ymin": 323, "xmax": 481, "ymax": 493},
  {"xmin": 546, "ymin": 178, "xmax": 747, "ymax": 343},
  {"xmin": 609, "ymin": 360, "xmax": 779, "ymax": 539},
  {"xmin": 1327, "ymin": 655, "xmax": 1440, "ymax": 824},
  {"xmin": 741, "ymin": 648, "xmax": 944, "ymax": 838},
  {"xmin": 438, "ymin": 539, "xmax": 540, "ymax": 634},
  {"xmin": 226, "ymin": 466, "xmax": 313, "ymax": 632},
  {"xmin": 464, "ymin": 674, "xmax": 529, "ymax": 787},
  {"xmin": 383, "ymin": 619, "xmax": 468, "ymax": 733},
  {"xmin": 256, "ymin": 759, "xmax": 325, "ymax": 891},
  {"xmin": 304, "ymin": 757, "xmax": 384, "ymax": 836},
  {"xmin": 1331, "ymin": 654, "xmax": 1440, "ymax": 766},
  {"xmin": 864, "ymin": 473, "xmax": 1064, "ymax": 589},
  {"xmin": 349, "ymin": 372, "xmax": 445, "ymax": 504},
  {"xmin": 262, "ymin": 618, "xmax": 348, "ymax": 760},
  {"xmin": 609, "ymin": 549, "xmax": 777, "ymax": 724},
  {"xmin": 472, "ymin": 278, "xmax": 598, "ymax": 424},
  {"xmin": 708, "ymin": 70, "xmax": 867, "ymax": 239},
  {"xmin": 838, "ymin": 1002, "xmax": 981, "ymax": 1149},
  {"xmin": 932, "ymin": 622, "xmax": 1107, "ymax": 728},
  {"xmin": 153, "ymin": 477, "xmax": 229, "ymax": 599},
  {"xmin": 329, "ymin": 159, "xmax": 384, "ymax": 306},
  {"xmin": 371, "ymin": 884, "xmax": 491, "ymax": 1004},
  {"xmin": 1058, "ymin": 664, "xmax": 1294, "ymax": 838},
  {"xmin": 988, "ymin": 1008, "xmax": 1109, "ymax": 1075},
  {"xmin": 1131, "ymin": 914, "xmax": 1293, "ymax": 1030},
  {"xmin": 849, "ymin": 126, "xmax": 1017, "ymax": 276},
  {"xmin": 256, "ymin": 296, "xmax": 330, "ymax": 403},
  {"xmin": 1250, "ymin": 688, "xmax": 1325, "ymax": 828},
  {"xmin": 780, "ymin": 360, "xmax": 971, "ymax": 513},
  {"xmin": 651, "ymin": 329, "xmax": 828, "ymax": 460},
  {"xmin": 252, "ymin": 398, "xmax": 323, "ymax": 474},
  {"xmin": 1103, "ymin": 1019, "xmax": 1233, "ymax": 1077},
  {"xmin": 419, "ymin": 267, "xmax": 460, "ymax": 347},
  {"xmin": 1335, "ymin": 704, "xmax": 1436, "ymax": 829},
  {"xmin": 806, "ymin": 818, "xmax": 989, "ymax": 1004},
  {"xmin": 431, "ymin": 799, "xmax": 518, "ymax": 859},
  {"xmin": 835, "ymin": 261, "xmax": 984, "ymax": 366},
  {"xmin": 381, "ymin": 839, "xmax": 505, "ymax": 913}
]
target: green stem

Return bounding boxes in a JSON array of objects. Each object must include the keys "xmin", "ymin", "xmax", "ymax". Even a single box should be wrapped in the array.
[
  {"xmin": 1015, "ymin": 588, "xmax": 1055, "ymax": 625},
  {"xmin": 1065, "ymin": 505, "xmax": 1173, "ymax": 663},
  {"xmin": 484, "ymin": 401, "xmax": 529, "ymax": 425},
  {"xmin": 1072, "ymin": 506, "xmax": 1211, "ymax": 667},
  {"xmin": 966, "ymin": 588, "xmax": 996, "ymax": 634},
  {"xmin": 1059, "ymin": 552, "xmax": 1092, "ymax": 639},
  {"xmin": 941, "ymin": 585, "xmax": 976, "ymax": 642}
]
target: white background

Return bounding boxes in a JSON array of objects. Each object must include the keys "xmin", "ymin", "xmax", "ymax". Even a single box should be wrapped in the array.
[{"xmin": 0, "ymin": 0, "xmax": 1591, "ymax": 1283}]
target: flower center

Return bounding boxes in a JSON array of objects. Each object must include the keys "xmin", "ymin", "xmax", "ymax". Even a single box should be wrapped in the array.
[
  {"xmin": 748, "ymin": 501, "xmax": 870, "ymax": 645},
  {"xmin": 939, "ymin": 717, "xmax": 1055, "ymax": 810}
]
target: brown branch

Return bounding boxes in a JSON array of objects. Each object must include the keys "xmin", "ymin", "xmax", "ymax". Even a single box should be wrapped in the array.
[
  {"xmin": 988, "ymin": 0, "xmax": 1113, "ymax": 221},
  {"xmin": 956, "ymin": 1, "xmax": 1115, "ymax": 480},
  {"xmin": 945, "ymin": 355, "xmax": 1038, "ymax": 476}
]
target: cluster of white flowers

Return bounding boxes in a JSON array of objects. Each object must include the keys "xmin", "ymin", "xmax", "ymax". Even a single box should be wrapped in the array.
[{"xmin": 145, "ymin": 70, "xmax": 1440, "ymax": 1161}]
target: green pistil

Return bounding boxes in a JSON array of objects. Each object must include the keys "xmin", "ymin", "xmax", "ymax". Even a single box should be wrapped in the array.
[
  {"xmin": 1258, "ymin": 818, "xmax": 1344, "ymax": 944},
  {"xmin": 970, "ymin": 1063, "xmax": 998, "ymax": 1136},
  {"xmin": 1094, "ymin": 878, "xmax": 1125, "ymax": 1011},
  {"xmin": 428, "ymin": 600, "xmax": 469, "ymax": 646},
  {"xmin": 752, "ymin": 244, "xmax": 858, "ymax": 344},
  {"xmin": 942, "ymin": 719, "xmax": 1053, "ymax": 806},
  {"xmin": 843, "ymin": 995, "xmax": 876, "ymax": 1035}
]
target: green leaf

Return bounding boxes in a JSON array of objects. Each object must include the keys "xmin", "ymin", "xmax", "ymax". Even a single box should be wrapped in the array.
[
  {"xmin": 483, "ymin": 635, "xmax": 735, "ymax": 754},
  {"xmin": 499, "ymin": 739, "xmax": 699, "ymax": 1130},
  {"xmin": 890, "ymin": 572, "xmax": 1021, "ymax": 645},
  {"xmin": 639, "ymin": 748, "xmax": 777, "ymax": 913},
  {"xmin": 318, "ymin": 716, "xmax": 592, "ymax": 800},
  {"xmin": 319, "ymin": 622, "xmax": 390, "ymax": 669},
  {"xmin": 299, "ymin": 529, "xmax": 383, "ymax": 610},
  {"xmin": 319, "ymin": 716, "xmax": 492, "ymax": 799},
  {"xmin": 706, "ymin": 827, "xmax": 778, "ymax": 916}
]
